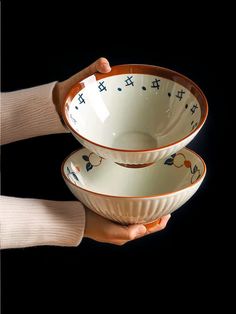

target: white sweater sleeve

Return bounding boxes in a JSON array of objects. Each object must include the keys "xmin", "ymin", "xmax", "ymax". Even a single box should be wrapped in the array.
[
  {"xmin": 0, "ymin": 196, "xmax": 85, "ymax": 249},
  {"xmin": 0, "ymin": 82, "xmax": 68, "ymax": 145}
]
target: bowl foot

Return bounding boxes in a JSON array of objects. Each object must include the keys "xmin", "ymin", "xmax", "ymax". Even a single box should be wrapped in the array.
[{"xmin": 116, "ymin": 162, "xmax": 154, "ymax": 168}]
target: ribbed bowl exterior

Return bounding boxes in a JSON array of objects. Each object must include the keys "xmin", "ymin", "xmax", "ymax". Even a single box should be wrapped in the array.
[
  {"xmin": 65, "ymin": 177, "xmax": 204, "ymax": 224},
  {"xmin": 73, "ymin": 130, "xmax": 199, "ymax": 165}
]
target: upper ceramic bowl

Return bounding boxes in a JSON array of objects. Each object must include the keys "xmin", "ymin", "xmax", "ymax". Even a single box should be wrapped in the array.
[
  {"xmin": 62, "ymin": 64, "xmax": 208, "ymax": 167},
  {"xmin": 62, "ymin": 147, "xmax": 206, "ymax": 225}
]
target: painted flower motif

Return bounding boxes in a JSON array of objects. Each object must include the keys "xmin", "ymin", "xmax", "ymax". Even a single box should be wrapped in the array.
[
  {"xmin": 190, "ymin": 165, "xmax": 201, "ymax": 184},
  {"xmin": 164, "ymin": 153, "xmax": 201, "ymax": 184},
  {"xmin": 82, "ymin": 153, "xmax": 103, "ymax": 172},
  {"xmin": 164, "ymin": 154, "xmax": 177, "ymax": 165}
]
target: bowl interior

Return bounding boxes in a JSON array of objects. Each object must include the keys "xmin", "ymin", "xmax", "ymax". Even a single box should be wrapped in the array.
[
  {"xmin": 64, "ymin": 65, "xmax": 207, "ymax": 151},
  {"xmin": 62, "ymin": 148, "xmax": 206, "ymax": 197}
]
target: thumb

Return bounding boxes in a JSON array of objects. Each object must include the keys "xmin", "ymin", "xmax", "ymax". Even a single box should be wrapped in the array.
[
  {"xmin": 127, "ymin": 224, "xmax": 147, "ymax": 239},
  {"xmin": 67, "ymin": 57, "xmax": 111, "ymax": 86}
]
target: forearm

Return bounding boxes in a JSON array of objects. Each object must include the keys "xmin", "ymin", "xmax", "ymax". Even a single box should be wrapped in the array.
[
  {"xmin": 0, "ymin": 82, "xmax": 68, "ymax": 145},
  {"xmin": 0, "ymin": 196, "xmax": 85, "ymax": 249}
]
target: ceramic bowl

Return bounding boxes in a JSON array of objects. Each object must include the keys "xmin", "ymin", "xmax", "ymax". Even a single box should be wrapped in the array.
[
  {"xmin": 62, "ymin": 64, "xmax": 208, "ymax": 167},
  {"xmin": 61, "ymin": 147, "xmax": 206, "ymax": 224}
]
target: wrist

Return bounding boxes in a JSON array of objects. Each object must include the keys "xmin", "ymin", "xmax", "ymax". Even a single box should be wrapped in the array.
[{"xmin": 52, "ymin": 82, "xmax": 68, "ymax": 130}]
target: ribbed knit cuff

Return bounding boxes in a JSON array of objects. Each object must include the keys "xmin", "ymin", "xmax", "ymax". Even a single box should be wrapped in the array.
[
  {"xmin": 1, "ymin": 82, "xmax": 69, "ymax": 145},
  {"xmin": 0, "ymin": 196, "xmax": 85, "ymax": 249}
]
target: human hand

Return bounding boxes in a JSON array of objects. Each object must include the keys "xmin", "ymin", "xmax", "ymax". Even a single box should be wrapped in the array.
[
  {"xmin": 84, "ymin": 208, "xmax": 171, "ymax": 246},
  {"xmin": 53, "ymin": 57, "xmax": 111, "ymax": 119}
]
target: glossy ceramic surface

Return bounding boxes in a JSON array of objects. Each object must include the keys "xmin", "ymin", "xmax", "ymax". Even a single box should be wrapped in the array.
[
  {"xmin": 62, "ymin": 64, "xmax": 208, "ymax": 166},
  {"xmin": 62, "ymin": 147, "xmax": 206, "ymax": 224}
]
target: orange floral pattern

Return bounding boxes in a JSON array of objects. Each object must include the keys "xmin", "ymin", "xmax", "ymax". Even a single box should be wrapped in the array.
[{"xmin": 164, "ymin": 153, "xmax": 201, "ymax": 184}]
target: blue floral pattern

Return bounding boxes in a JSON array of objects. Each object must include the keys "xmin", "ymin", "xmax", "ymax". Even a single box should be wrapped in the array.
[
  {"xmin": 67, "ymin": 166, "xmax": 80, "ymax": 183},
  {"xmin": 65, "ymin": 75, "xmax": 200, "ymax": 133}
]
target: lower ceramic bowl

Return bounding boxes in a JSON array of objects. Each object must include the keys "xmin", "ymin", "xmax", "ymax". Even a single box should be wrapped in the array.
[{"xmin": 61, "ymin": 147, "xmax": 206, "ymax": 224}]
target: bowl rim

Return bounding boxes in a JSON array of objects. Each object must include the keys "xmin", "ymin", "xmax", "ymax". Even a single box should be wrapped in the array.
[
  {"xmin": 61, "ymin": 147, "xmax": 207, "ymax": 199},
  {"xmin": 62, "ymin": 64, "xmax": 209, "ymax": 153}
]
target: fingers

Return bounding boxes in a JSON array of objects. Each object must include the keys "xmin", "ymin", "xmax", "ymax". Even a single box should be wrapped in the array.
[
  {"xmin": 68, "ymin": 57, "xmax": 111, "ymax": 86},
  {"xmin": 107, "ymin": 223, "xmax": 147, "ymax": 243},
  {"xmin": 77, "ymin": 57, "xmax": 111, "ymax": 79},
  {"xmin": 56, "ymin": 57, "xmax": 111, "ymax": 111},
  {"xmin": 90, "ymin": 57, "xmax": 111, "ymax": 74},
  {"xmin": 145, "ymin": 214, "xmax": 171, "ymax": 234},
  {"xmin": 104, "ymin": 215, "xmax": 171, "ymax": 245},
  {"xmin": 84, "ymin": 207, "xmax": 171, "ymax": 246},
  {"xmin": 84, "ymin": 209, "xmax": 146, "ymax": 245}
]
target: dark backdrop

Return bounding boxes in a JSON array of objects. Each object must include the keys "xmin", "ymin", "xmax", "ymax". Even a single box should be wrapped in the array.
[{"xmin": 1, "ymin": 2, "xmax": 232, "ymax": 312}]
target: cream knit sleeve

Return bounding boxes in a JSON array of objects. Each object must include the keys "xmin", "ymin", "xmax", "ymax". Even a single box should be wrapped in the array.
[
  {"xmin": 0, "ymin": 82, "xmax": 67, "ymax": 145},
  {"xmin": 0, "ymin": 196, "xmax": 85, "ymax": 249},
  {"xmin": 0, "ymin": 83, "xmax": 86, "ymax": 249}
]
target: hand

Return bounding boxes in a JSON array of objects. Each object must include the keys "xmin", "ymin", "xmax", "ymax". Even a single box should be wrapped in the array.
[
  {"xmin": 84, "ymin": 208, "xmax": 171, "ymax": 246},
  {"xmin": 53, "ymin": 57, "xmax": 111, "ymax": 118}
]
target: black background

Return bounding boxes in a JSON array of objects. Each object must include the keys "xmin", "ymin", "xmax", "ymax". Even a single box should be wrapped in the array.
[{"xmin": 1, "ymin": 2, "xmax": 233, "ymax": 312}]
